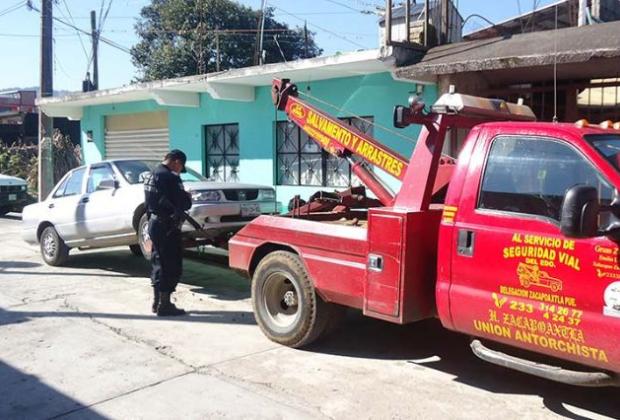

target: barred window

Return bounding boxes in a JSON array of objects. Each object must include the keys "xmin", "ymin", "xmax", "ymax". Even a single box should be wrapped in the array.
[
  {"xmin": 276, "ymin": 116, "xmax": 373, "ymax": 187},
  {"xmin": 205, "ymin": 124, "xmax": 239, "ymax": 182}
]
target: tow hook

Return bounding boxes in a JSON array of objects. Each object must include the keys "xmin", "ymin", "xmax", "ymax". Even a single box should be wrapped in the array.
[{"xmin": 470, "ymin": 340, "xmax": 620, "ymax": 387}]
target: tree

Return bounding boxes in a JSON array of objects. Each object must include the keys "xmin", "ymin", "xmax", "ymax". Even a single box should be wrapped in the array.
[{"xmin": 131, "ymin": 0, "xmax": 323, "ymax": 81}]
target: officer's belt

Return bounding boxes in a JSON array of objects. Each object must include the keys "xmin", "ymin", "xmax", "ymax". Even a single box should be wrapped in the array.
[{"xmin": 150, "ymin": 214, "xmax": 177, "ymax": 223}]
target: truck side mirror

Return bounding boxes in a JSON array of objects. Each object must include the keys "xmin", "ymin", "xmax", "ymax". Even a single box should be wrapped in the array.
[{"xmin": 560, "ymin": 185, "xmax": 600, "ymax": 238}]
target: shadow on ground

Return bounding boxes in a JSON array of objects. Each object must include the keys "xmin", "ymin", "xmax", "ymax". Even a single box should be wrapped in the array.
[
  {"xmin": 0, "ymin": 359, "xmax": 106, "ymax": 419},
  {"xmin": 307, "ymin": 313, "xmax": 620, "ymax": 420},
  {"xmin": 0, "ymin": 306, "xmax": 255, "ymax": 327},
  {"xmin": 58, "ymin": 248, "xmax": 250, "ymax": 301},
  {"xmin": 0, "ymin": 260, "xmax": 41, "ymax": 269}
]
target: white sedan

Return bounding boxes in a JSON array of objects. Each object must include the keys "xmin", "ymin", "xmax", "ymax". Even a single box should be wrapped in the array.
[{"xmin": 22, "ymin": 159, "xmax": 277, "ymax": 266}]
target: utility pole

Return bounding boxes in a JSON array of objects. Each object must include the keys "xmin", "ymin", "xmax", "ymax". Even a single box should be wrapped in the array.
[
  {"xmin": 90, "ymin": 10, "xmax": 99, "ymax": 89},
  {"xmin": 257, "ymin": 0, "xmax": 267, "ymax": 65},
  {"xmin": 215, "ymin": 29, "xmax": 220, "ymax": 72},
  {"xmin": 38, "ymin": 0, "xmax": 54, "ymax": 201},
  {"xmin": 423, "ymin": 0, "xmax": 430, "ymax": 47},
  {"xmin": 304, "ymin": 21, "xmax": 309, "ymax": 59},
  {"xmin": 578, "ymin": 0, "xmax": 588, "ymax": 26}
]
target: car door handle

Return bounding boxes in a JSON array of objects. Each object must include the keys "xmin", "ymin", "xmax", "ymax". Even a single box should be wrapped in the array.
[
  {"xmin": 47, "ymin": 203, "xmax": 54, "ymax": 209},
  {"xmin": 80, "ymin": 197, "xmax": 89, "ymax": 204},
  {"xmin": 457, "ymin": 229, "xmax": 475, "ymax": 257}
]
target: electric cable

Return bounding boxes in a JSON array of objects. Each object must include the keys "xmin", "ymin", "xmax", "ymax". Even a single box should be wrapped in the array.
[
  {"xmin": 322, "ymin": 0, "xmax": 376, "ymax": 15},
  {"xmin": 59, "ymin": 0, "xmax": 91, "ymax": 75},
  {"xmin": 27, "ymin": 1, "xmax": 132, "ymax": 54},
  {"xmin": 271, "ymin": 4, "xmax": 370, "ymax": 50},
  {"xmin": 0, "ymin": 0, "xmax": 26, "ymax": 18},
  {"xmin": 297, "ymin": 90, "xmax": 419, "ymax": 146}
]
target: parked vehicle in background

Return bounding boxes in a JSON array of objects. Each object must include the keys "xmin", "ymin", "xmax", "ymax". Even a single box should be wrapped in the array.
[
  {"xmin": 0, "ymin": 173, "xmax": 30, "ymax": 215},
  {"xmin": 22, "ymin": 159, "xmax": 277, "ymax": 266}
]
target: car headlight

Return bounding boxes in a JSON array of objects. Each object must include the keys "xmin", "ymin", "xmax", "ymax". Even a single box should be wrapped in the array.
[
  {"xmin": 21, "ymin": 185, "xmax": 27, "ymax": 191},
  {"xmin": 191, "ymin": 190, "xmax": 221, "ymax": 202},
  {"xmin": 260, "ymin": 189, "xmax": 276, "ymax": 200}
]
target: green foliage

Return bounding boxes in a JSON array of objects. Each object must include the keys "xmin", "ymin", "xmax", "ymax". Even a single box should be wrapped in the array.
[
  {"xmin": 0, "ymin": 131, "xmax": 82, "ymax": 195},
  {"xmin": 131, "ymin": 0, "xmax": 322, "ymax": 81}
]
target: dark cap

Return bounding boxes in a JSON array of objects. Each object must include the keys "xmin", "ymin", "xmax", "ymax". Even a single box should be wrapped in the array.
[{"xmin": 165, "ymin": 149, "xmax": 187, "ymax": 173}]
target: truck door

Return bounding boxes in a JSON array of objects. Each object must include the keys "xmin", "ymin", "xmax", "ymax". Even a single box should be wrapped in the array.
[{"xmin": 449, "ymin": 133, "xmax": 619, "ymax": 371}]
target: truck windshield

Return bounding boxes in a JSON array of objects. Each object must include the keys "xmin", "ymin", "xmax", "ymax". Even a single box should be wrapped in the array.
[{"xmin": 586, "ymin": 134, "xmax": 620, "ymax": 173}]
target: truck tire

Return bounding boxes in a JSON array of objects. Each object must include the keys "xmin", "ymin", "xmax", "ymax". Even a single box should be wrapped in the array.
[
  {"xmin": 252, "ymin": 250, "xmax": 336, "ymax": 348},
  {"xmin": 137, "ymin": 213, "xmax": 151, "ymax": 260},
  {"xmin": 40, "ymin": 226, "xmax": 69, "ymax": 266}
]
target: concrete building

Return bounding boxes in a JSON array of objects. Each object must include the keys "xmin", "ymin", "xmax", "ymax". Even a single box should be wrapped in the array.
[
  {"xmin": 38, "ymin": 49, "xmax": 436, "ymax": 210},
  {"xmin": 395, "ymin": 20, "xmax": 620, "ymax": 154}
]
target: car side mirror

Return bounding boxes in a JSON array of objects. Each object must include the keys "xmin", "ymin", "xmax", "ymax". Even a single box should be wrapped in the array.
[
  {"xmin": 97, "ymin": 178, "xmax": 119, "ymax": 191},
  {"xmin": 560, "ymin": 185, "xmax": 600, "ymax": 238}
]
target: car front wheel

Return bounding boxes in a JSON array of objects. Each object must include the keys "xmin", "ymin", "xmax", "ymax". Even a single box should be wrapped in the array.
[{"xmin": 40, "ymin": 226, "xmax": 69, "ymax": 266}]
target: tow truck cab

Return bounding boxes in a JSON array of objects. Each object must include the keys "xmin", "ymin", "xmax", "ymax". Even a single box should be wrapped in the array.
[
  {"xmin": 229, "ymin": 87, "xmax": 620, "ymax": 384},
  {"xmin": 437, "ymin": 121, "xmax": 620, "ymax": 376}
]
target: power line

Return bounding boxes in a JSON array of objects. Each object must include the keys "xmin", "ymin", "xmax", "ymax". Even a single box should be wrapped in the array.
[
  {"xmin": 0, "ymin": 0, "xmax": 26, "ymax": 18},
  {"xmin": 60, "ymin": 0, "xmax": 90, "ymax": 64},
  {"xmin": 27, "ymin": 1, "xmax": 132, "ymax": 54},
  {"xmin": 0, "ymin": 32, "xmax": 82, "ymax": 38},
  {"xmin": 322, "ymin": 0, "xmax": 376, "ymax": 15},
  {"xmin": 343, "ymin": 0, "xmax": 385, "ymax": 8},
  {"xmin": 271, "ymin": 4, "xmax": 370, "ymax": 49},
  {"xmin": 98, "ymin": 0, "xmax": 114, "ymax": 33}
]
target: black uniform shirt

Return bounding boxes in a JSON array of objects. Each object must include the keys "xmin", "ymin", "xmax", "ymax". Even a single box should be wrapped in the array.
[{"xmin": 144, "ymin": 163, "xmax": 192, "ymax": 218}]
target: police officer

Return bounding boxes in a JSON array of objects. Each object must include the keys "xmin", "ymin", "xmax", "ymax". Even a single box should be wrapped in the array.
[{"xmin": 144, "ymin": 150, "xmax": 192, "ymax": 316}]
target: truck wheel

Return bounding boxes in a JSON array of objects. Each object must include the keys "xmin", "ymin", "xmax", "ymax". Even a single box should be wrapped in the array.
[
  {"xmin": 252, "ymin": 251, "xmax": 335, "ymax": 348},
  {"xmin": 129, "ymin": 244, "xmax": 143, "ymax": 257},
  {"xmin": 137, "ymin": 213, "xmax": 152, "ymax": 260},
  {"xmin": 40, "ymin": 226, "xmax": 69, "ymax": 266}
]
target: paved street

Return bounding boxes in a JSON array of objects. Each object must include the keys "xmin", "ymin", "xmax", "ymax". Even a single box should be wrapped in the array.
[{"xmin": 0, "ymin": 214, "xmax": 618, "ymax": 420}]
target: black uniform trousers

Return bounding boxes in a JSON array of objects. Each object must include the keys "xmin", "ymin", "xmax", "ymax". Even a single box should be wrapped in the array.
[{"xmin": 149, "ymin": 217, "xmax": 183, "ymax": 293}]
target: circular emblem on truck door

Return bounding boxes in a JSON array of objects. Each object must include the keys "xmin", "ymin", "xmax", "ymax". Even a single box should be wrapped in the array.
[{"xmin": 604, "ymin": 281, "xmax": 620, "ymax": 318}]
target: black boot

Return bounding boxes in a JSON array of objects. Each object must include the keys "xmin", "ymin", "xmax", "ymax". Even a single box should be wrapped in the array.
[
  {"xmin": 157, "ymin": 292, "xmax": 186, "ymax": 316},
  {"xmin": 151, "ymin": 288, "xmax": 160, "ymax": 313}
]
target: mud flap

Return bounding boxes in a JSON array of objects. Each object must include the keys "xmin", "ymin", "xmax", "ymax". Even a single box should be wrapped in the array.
[{"xmin": 470, "ymin": 339, "xmax": 620, "ymax": 387}]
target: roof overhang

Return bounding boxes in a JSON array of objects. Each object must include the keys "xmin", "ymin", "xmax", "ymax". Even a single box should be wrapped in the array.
[
  {"xmin": 38, "ymin": 49, "xmax": 404, "ymax": 120},
  {"xmin": 396, "ymin": 21, "xmax": 620, "ymax": 84}
]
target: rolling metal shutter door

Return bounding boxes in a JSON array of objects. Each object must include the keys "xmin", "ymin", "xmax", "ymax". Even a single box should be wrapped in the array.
[{"xmin": 104, "ymin": 128, "xmax": 170, "ymax": 160}]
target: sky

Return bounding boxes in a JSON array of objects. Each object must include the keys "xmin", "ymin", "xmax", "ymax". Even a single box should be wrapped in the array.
[{"xmin": 0, "ymin": 0, "xmax": 559, "ymax": 92}]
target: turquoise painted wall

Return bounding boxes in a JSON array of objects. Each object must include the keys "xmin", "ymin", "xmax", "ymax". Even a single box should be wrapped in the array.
[{"xmin": 79, "ymin": 72, "xmax": 437, "ymax": 210}]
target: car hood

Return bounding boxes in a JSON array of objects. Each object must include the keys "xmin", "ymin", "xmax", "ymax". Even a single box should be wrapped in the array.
[
  {"xmin": 0, "ymin": 174, "xmax": 27, "ymax": 186},
  {"xmin": 184, "ymin": 182, "xmax": 273, "ymax": 191}
]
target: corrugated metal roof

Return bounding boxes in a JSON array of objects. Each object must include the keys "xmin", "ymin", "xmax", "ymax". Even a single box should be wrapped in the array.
[{"xmin": 396, "ymin": 21, "xmax": 620, "ymax": 79}]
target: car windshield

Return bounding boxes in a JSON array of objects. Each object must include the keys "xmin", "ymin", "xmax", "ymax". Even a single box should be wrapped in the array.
[
  {"xmin": 114, "ymin": 160, "xmax": 207, "ymax": 184},
  {"xmin": 586, "ymin": 134, "xmax": 620, "ymax": 173}
]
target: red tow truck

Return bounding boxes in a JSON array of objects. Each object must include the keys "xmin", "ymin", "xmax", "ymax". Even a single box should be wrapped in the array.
[{"xmin": 229, "ymin": 78, "xmax": 620, "ymax": 386}]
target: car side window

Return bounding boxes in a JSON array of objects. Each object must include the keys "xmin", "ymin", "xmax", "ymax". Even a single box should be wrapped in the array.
[
  {"xmin": 87, "ymin": 164, "xmax": 115, "ymax": 193},
  {"xmin": 478, "ymin": 136, "xmax": 614, "ymax": 222},
  {"xmin": 52, "ymin": 176, "xmax": 70, "ymax": 198},
  {"xmin": 53, "ymin": 168, "xmax": 85, "ymax": 198}
]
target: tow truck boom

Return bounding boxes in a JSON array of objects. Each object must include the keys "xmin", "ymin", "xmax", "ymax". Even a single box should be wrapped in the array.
[{"xmin": 272, "ymin": 78, "xmax": 408, "ymax": 205}]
